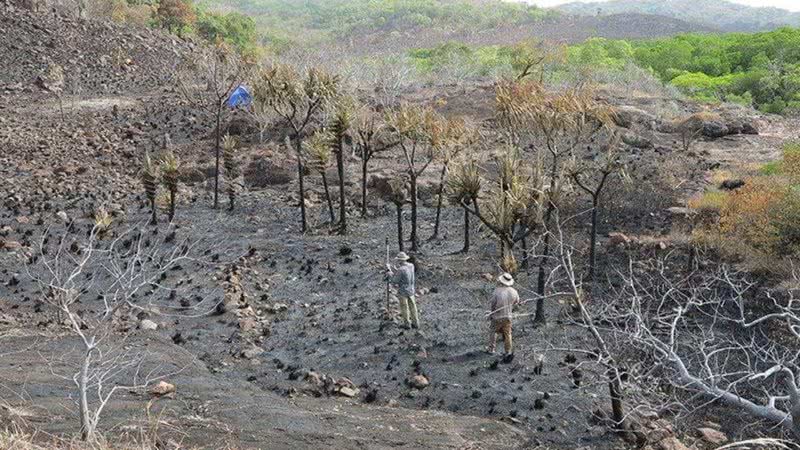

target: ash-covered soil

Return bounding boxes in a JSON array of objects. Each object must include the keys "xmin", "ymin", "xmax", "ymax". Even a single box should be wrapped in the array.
[{"xmin": 2, "ymin": 3, "xmax": 798, "ymax": 449}]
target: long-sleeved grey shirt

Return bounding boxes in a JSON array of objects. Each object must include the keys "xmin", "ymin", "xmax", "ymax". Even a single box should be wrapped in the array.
[
  {"xmin": 388, "ymin": 262, "xmax": 415, "ymax": 297},
  {"xmin": 489, "ymin": 286, "xmax": 520, "ymax": 321}
]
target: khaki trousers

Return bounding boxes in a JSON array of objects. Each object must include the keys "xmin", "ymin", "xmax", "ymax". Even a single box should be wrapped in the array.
[
  {"xmin": 399, "ymin": 295, "xmax": 419, "ymax": 327},
  {"xmin": 489, "ymin": 318, "xmax": 513, "ymax": 354}
]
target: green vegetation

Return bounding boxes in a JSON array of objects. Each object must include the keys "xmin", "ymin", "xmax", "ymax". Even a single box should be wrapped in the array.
[
  {"xmin": 409, "ymin": 28, "xmax": 800, "ymax": 114},
  {"xmin": 691, "ymin": 142, "xmax": 800, "ymax": 273}
]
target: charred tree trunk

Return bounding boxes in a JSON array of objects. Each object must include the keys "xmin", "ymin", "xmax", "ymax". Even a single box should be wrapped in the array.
[
  {"xmin": 430, "ymin": 164, "xmax": 447, "ymax": 240},
  {"xmin": 294, "ymin": 136, "xmax": 307, "ymax": 233},
  {"xmin": 461, "ymin": 205, "xmax": 470, "ymax": 253},
  {"xmin": 361, "ymin": 156, "xmax": 369, "ymax": 217},
  {"xmin": 534, "ymin": 204, "xmax": 554, "ymax": 325},
  {"xmin": 395, "ymin": 203, "xmax": 404, "ymax": 252},
  {"xmin": 336, "ymin": 137, "xmax": 347, "ymax": 234},
  {"xmin": 410, "ymin": 173, "xmax": 419, "ymax": 252},
  {"xmin": 150, "ymin": 198, "xmax": 158, "ymax": 226},
  {"xmin": 213, "ymin": 105, "xmax": 222, "ymax": 209},
  {"xmin": 168, "ymin": 189, "xmax": 176, "ymax": 222},
  {"xmin": 587, "ymin": 195, "xmax": 599, "ymax": 290},
  {"xmin": 321, "ymin": 171, "xmax": 336, "ymax": 224}
]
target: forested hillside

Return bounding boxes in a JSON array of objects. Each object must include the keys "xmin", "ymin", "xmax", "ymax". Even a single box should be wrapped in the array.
[
  {"xmin": 410, "ymin": 28, "xmax": 800, "ymax": 114},
  {"xmin": 556, "ymin": 0, "xmax": 800, "ymax": 32}
]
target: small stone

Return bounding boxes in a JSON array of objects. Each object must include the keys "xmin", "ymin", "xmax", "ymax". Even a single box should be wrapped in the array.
[
  {"xmin": 607, "ymin": 232, "xmax": 631, "ymax": 247},
  {"xmin": 149, "ymin": 381, "xmax": 176, "ymax": 397},
  {"xmin": 242, "ymin": 346, "xmax": 264, "ymax": 359},
  {"xmin": 408, "ymin": 374, "xmax": 429, "ymax": 390},
  {"xmin": 696, "ymin": 427, "xmax": 728, "ymax": 445},
  {"xmin": 338, "ymin": 386, "xmax": 359, "ymax": 398},
  {"xmin": 1, "ymin": 240, "xmax": 22, "ymax": 251},
  {"xmin": 56, "ymin": 211, "xmax": 69, "ymax": 223},
  {"xmin": 657, "ymin": 437, "xmax": 690, "ymax": 450},
  {"xmin": 139, "ymin": 319, "xmax": 158, "ymax": 331}
]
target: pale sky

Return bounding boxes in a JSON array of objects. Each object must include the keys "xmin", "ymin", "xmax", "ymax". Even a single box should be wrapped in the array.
[{"xmin": 524, "ymin": 0, "xmax": 800, "ymax": 12}]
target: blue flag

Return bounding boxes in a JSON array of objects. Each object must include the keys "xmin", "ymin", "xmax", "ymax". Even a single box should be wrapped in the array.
[{"xmin": 227, "ymin": 85, "xmax": 252, "ymax": 108}]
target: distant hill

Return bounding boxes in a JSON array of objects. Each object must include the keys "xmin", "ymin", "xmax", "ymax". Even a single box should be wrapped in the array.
[
  {"xmin": 200, "ymin": 0, "xmax": 712, "ymax": 51},
  {"xmin": 554, "ymin": 0, "xmax": 800, "ymax": 32}
]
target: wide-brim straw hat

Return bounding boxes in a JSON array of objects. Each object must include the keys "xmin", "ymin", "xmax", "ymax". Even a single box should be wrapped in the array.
[
  {"xmin": 395, "ymin": 252, "xmax": 411, "ymax": 261},
  {"xmin": 498, "ymin": 273, "xmax": 514, "ymax": 287}
]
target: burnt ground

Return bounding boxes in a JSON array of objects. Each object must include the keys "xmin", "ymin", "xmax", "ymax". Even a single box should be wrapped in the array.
[{"xmin": 3, "ymin": 4, "xmax": 800, "ymax": 449}]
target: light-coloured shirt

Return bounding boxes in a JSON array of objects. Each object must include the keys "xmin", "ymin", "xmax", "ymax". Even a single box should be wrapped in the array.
[
  {"xmin": 388, "ymin": 262, "xmax": 415, "ymax": 297},
  {"xmin": 489, "ymin": 286, "xmax": 519, "ymax": 321}
]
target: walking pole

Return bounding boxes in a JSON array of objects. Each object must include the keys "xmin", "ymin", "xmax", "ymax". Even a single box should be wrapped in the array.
[{"xmin": 385, "ymin": 236, "xmax": 390, "ymax": 314}]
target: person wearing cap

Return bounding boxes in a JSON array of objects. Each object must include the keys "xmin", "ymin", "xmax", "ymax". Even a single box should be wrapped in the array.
[
  {"xmin": 488, "ymin": 273, "xmax": 520, "ymax": 355},
  {"xmin": 386, "ymin": 252, "xmax": 419, "ymax": 329}
]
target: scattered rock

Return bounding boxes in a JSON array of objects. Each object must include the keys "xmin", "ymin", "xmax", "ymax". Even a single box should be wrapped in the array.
[
  {"xmin": 719, "ymin": 179, "xmax": 745, "ymax": 191},
  {"xmin": 139, "ymin": 319, "xmax": 158, "ymax": 331},
  {"xmin": 607, "ymin": 232, "xmax": 632, "ymax": 247},
  {"xmin": 408, "ymin": 374, "xmax": 429, "ymax": 390},
  {"xmin": 242, "ymin": 346, "xmax": 264, "ymax": 360},
  {"xmin": 696, "ymin": 427, "xmax": 727, "ymax": 446},
  {"xmin": 149, "ymin": 381, "xmax": 176, "ymax": 397},
  {"xmin": 338, "ymin": 386, "xmax": 359, "ymax": 398}
]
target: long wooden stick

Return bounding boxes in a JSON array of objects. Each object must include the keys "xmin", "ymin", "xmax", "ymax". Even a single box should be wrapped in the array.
[{"xmin": 385, "ymin": 236, "xmax": 390, "ymax": 312}]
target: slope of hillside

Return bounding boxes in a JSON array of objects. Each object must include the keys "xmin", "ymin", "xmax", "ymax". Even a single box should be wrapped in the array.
[
  {"xmin": 555, "ymin": 0, "xmax": 800, "ymax": 32},
  {"xmin": 199, "ymin": 0, "xmax": 712, "ymax": 51}
]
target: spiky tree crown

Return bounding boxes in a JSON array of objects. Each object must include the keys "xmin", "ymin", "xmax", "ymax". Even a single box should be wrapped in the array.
[
  {"xmin": 160, "ymin": 151, "xmax": 180, "ymax": 192},
  {"xmin": 330, "ymin": 97, "xmax": 355, "ymax": 143},
  {"xmin": 447, "ymin": 159, "xmax": 482, "ymax": 205},
  {"xmin": 305, "ymin": 131, "xmax": 334, "ymax": 173}
]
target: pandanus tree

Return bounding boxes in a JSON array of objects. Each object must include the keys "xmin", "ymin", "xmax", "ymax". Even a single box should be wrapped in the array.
[
  {"xmin": 176, "ymin": 43, "xmax": 243, "ymax": 209},
  {"xmin": 567, "ymin": 132, "xmax": 625, "ymax": 291},
  {"xmin": 459, "ymin": 147, "xmax": 548, "ymax": 274},
  {"xmin": 160, "ymin": 150, "xmax": 180, "ymax": 222},
  {"xmin": 354, "ymin": 109, "xmax": 398, "ymax": 217},
  {"xmin": 141, "ymin": 153, "xmax": 159, "ymax": 226},
  {"xmin": 329, "ymin": 97, "xmax": 354, "ymax": 234},
  {"xmin": 222, "ymin": 134, "xmax": 241, "ymax": 211},
  {"xmin": 429, "ymin": 116, "xmax": 474, "ymax": 241},
  {"xmin": 386, "ymin": 105, "xmax": 444, "ymax": 252},
  {"xmin": 305, "ymin": 131, "xmax": 337, "ymax": 224},
  {"xmin": 446, "ymin": 158, "xmax": 481, "ymax": 253},
  {"xmin": 252, "ymin": 64, "xmax": 339, "ymax": 232},
  {"xmin": 496, "ymin": 79, "xmax": 614, "ymax": 324}
]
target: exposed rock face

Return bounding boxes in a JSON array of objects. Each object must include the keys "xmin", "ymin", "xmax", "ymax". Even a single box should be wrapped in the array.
[
  {"xmin": 244, "ymin": 158, "xmax": 293, "ymax": 188},
  {"xmin": 613, "ymin": 105, "xmax": 656, "ymax": 129}
]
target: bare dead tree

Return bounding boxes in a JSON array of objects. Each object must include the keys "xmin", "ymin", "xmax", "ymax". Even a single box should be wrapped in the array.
[
  {"xmin": 354, "ymin": 109, "xmax": 398, "ymax": 217},
  {"xmin": 176, "ymin": 44, "xmax": 243, "ymax": 210},
  {"xmin": 593, "ymin": 257, "xmax": 800, "ymax": 438},
  {"xmin": 26, "ymin": 224, "xmax": 216, "ymax": 442},
  {"xmin": 568, "ymin": 132, "xmax": 624, "ymax": 291}
]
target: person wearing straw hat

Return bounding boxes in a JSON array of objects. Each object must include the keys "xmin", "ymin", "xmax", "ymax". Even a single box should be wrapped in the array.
[
  {"xmin": 386, "ymin": 251, "xmax": 419, "ymax": 329},
  {"xmin": 487, "ymin": 273, "xmax": 520, "ymax": 355}
]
